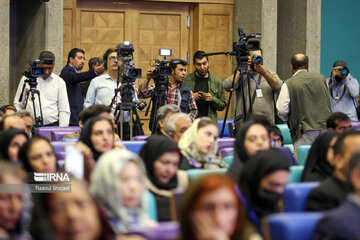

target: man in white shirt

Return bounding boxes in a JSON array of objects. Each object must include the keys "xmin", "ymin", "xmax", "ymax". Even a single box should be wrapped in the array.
[{"xmin": 13, "ymin": 51, "xmax": 70, "ymax": 127}]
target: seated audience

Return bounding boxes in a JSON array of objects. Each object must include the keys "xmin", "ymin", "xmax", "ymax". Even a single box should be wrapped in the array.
[
  {"xmin": 0, "ymin": 128, "xmax": 28, "ymax": 162},
  {"xmin": 79, "ymin": 116, "xmax": 115, "ymax": 161},
  {"xmin": 0, "ymin": 161, "xmax": 29, "ymax": 239},
  {"xmin": 327, "ymin": 112, "xmax": 352, "ymax": 132},
  {"xmin": 139, "ymin": 135, "xmax": 189, "ymax": 221},
  {"xmin": 18, "ymin": 136, "xmax": 57, "ymax": 173},
  {"xmin": 164, "ymin": 112, "xmax": 192, "ymax": 143},
  {"xmin": 312, "ymin": 149, "xmax": 360, "ymax": 240},
  {"xmin": 178, "ymin": 117, "xmax": 226, "ymax": 170},
  {"xmin": 14, "ymin": 110, "xmax": 33, "ymax": 136},
  {"xmin": 90, "ymin": 149, "xmax": 154, "ymax": 234},
  {"xmin": 45, "ymin": 179, "xmax": 113, "ymax": 240},
  {"xmin": 148, "ymin": 104, "xmax": 180, "ymax": 138},
  {"xmin": 180, "ymin": 174, "xmax": 260, "ymax": 240},
  {"xmin": 227, "ymin": 119, "xmax": 271, "ymax": 182},
  {"xmin": 306, "ymin": 130, "xmax": 360, "ymax": 211},
  {"xmin": 0, "ymin": 104, "xmax": 17, "ymax": 115},
  {"xmin": 301, "ymin": 131, "xmax": 340, "ymax": 182},
  {"xmin": 0, "ymin": 114, "xmax": 26, "ymax": 132},
  {"xmin": 238, "ymin": 150, "xmax": 289, "ymax": 233},
  {"xmin": 269, "ymin": 125, "xmax": 283, "ymax": 147}
]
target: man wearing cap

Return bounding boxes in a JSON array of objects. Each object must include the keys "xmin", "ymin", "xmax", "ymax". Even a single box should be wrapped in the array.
[{"xmin": 326, "ymin": 60, "xmax": 359, "ymax": 121}]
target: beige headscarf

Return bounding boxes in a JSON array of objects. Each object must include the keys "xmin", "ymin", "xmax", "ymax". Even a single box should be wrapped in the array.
[{"xmin": 178, "ymin": 118, "xmax": 227, "ymax": 169}]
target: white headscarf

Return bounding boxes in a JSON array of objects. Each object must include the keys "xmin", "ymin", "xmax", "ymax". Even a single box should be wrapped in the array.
[
  {"xmin": 178, "ymin": 118, "xmax": 226, "ymax": 169},
  {"xmin": 89, "ymin": 149, "xmax": 149, "ymax": 233}
]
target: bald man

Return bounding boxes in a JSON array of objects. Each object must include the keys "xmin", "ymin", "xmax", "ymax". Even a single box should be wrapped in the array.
[{"xmin": 276, "ymin": 54, "xmax": 332, "ymax": 147}]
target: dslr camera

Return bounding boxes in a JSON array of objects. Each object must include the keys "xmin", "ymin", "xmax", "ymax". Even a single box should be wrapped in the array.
[{"xmin": 23, "ymin": 59, "xmax": 53, "ymax": 80}]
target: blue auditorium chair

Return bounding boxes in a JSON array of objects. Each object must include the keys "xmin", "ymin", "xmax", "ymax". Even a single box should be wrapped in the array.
[
  {"xmin": 288, "ymin": 165, "xmax": 304, "ymax": 183},
  {"xmin": 297, "ymin": 145, "xmax": 311, "ymax": 166},
  {"xmin": 145, "ymin": 190, "xmax": 157, "ymax": 221},
  {"xmin": 276, "ymin": 124, "xmax": 292, "ymax": 144},
  {"xmin": 186, "ymin": 168, "xmax": 227, "ymax": 180},
  {"xmin": 217, "ymin": 118, "xmax": 234, "ymax": 137},
  {"xmin": 283, "ymin": 182, "xmax": 320, "ymax": 212},
  {"xmin": 122, "ymin": 141, "xmax": 146, "ymax": 154},
  {"xmin": 267, "ymin": 212, "xmax": 323, "ymax": 240}
]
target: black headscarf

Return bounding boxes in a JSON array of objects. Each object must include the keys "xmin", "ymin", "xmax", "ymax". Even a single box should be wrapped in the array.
[
  {"xmin": 301, "ymin": 131, "xmax": 339, "ymax": 182},
  {"xmin": 239, "ymin": 150, "xmax": 289, "ymax": 219},
  {"xmin": 80, "ymin": 116, "xmax": 114, "ymax": 161},
  {"xmin": 227, "ymin": 120, "xmax": 270, "ymax": 182},
  {"xmin": 139, "ymin": 135, "xmax": 180, "ymax": 190},
  {"xmin": 0, "ymin": 128, "xmax": 28, "ymax": 160}
]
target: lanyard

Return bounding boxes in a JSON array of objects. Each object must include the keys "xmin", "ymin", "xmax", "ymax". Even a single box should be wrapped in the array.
[
  {"xmin": 187, "ymin": 157, "xmax": 199, "ymax": 169},
  {"xmin": 329, "ymin": 79, "xmax": 346, "ymax": 101},
  {"xmin": 234, "ymin": 185, "xmax": 263, "ymax": 234},
  {"xmin": 248, "ymin": 73, "xmax": 262, "ymax": 87}
]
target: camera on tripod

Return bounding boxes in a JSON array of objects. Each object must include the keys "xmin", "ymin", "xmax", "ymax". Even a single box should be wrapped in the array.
[
  {"xmin": 232, "ymin": 28, "xmax": 262, "ymax": 69},
  {"xmin": 116, "ymin": 41, "xmax": 142, "ymax": 83},
  {"xmin": 151, "ymin": 49, "xmax": 173, "ymax": 83},
  {"xmin": 23, "ymin": 59, "xmax": 53, "ymax": 79}
]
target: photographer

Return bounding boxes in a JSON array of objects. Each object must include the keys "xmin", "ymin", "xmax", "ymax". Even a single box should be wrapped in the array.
[
  {"xmin": 223, "ymin": 48, "xmax": 282, "ymax": 130},
  {"xmin": 138, "ymin": 59, "xmax": 198, "ymax": 131},
  {"xmin": 326, "ymin": 60, "xmax": 359, "ymax": 121},
  {"xmin": 84, "ymin": 48, "xmax": 138, "ymax": 140},
  {"xmin": 13, "ymin": 51, "xmax": 70, "ymax": 127}
]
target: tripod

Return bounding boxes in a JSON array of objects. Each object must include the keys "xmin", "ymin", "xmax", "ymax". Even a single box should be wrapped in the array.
[
  {"xmin": 18, "ymin": 78, "xmax": 44, "ymax": 127},
  {"xmin": 145, "ymin": 77, "xmax": 168, "ymax": 134}
]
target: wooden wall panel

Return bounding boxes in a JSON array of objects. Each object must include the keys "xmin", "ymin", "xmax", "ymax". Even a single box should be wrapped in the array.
[{"xmin": 63, "ymin": 9, "xmax": 73, "ymax": 68}]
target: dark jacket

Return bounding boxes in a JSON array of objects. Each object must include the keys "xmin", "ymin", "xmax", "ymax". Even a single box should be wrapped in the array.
[
  {"xmin": 306, "ymin": 175, "xmax": 349, "ymax": 211},
  {"xmin": 60, "ymin": 64, "xmax": 97, "ymax": 125},
  {"xmin": 312, "ymin": 197, "xmax": 360, "ymax": 240}
]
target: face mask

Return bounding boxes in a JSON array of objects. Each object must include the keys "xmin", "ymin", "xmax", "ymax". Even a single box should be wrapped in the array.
[{"xmin": 258, "ymin": 189, "xmax": 282, "ymax": 209}]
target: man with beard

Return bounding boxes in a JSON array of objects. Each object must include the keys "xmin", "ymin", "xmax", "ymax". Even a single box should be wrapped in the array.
[
  {"xmin": 326, "ymin": 60, "xmax": 359, "ymax": 121},
  {"xmin": 183, "ymin": 51, "xmax": 226, "ymax": 124},
  {"xmin": 139, "ymin": 59, "xmax": 198, "ymax": 133},
  {"xmin": 223, "ymin": 48, "xmax": 282, "ymax": 130},
  {"xmin": 60, "ymin": 48, "xmax": 105, "ymax": 126}
]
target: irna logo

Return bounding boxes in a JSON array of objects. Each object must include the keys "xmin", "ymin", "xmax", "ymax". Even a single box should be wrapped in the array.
[{"xmin": 34, "ymin": 172, "xmax": 71, "ymax": 182}]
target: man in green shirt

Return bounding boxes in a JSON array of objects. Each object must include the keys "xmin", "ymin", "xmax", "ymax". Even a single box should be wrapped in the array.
[{"xmin": 183, "ymin": 51, "xmax": 226, "ymax": 124}]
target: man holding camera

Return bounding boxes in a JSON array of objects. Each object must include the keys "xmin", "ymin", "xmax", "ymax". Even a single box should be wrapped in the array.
[
  {"xmin": 277, "ymin": 53, "xmax": 331, "ymax": 146},
  {"xmin": 13, "ymin": 51, "xmax": 70, "ymax": 126},
  {"xmin": 60, "ymin": 48, "xmax": 105, "ymax": 126},
  {"xmin": 326, "ymin": 60, "xmax": 359, "ymax": 121},
  {"xmin": 183, "ymin": 51, "xmax": 226, "ymax": 124},
  {"xmin": 138, "ymin": 59, "xmax": 198, "ymax": 132},
  {"xmin": 223, "ymin": 48, "xmax": 282, "ymax": 130}
]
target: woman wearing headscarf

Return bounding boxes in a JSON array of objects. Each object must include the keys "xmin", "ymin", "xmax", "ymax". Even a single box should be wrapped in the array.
[
  {"xmin": 178, "ymin": 117, "xmax": 226, "ymax": 170},
  {"xmin": 90, "ymin": 149, "xmax": 154, "ymax": 234},
  {"xmin": 0, "ymin": 128, "xmax": 28, "ymax": 162},
  {"xmin": 238, "ymin": 150, "xmax": 289, "ymax": 233},
  {"xmin": 79, "ymin": 116, "xmax": 115, "ymax": 161},
  {"xmin": 139, "ymin": 135, "xmax": 188, "ymax": 221},
  {"xmin": 227, "ymin": 119, "xmax": 271, "ymax": 182},
  {"xmin": 301, "ymin": 131, "xmax": 340, "ymax": 182}
]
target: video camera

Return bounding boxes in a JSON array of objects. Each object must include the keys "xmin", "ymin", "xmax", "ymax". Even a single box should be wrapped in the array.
[
  {"xmin": 232, "ymin": 28, "xmax": 262, "ymax": 70},
  {"xmin": 151, "ymin": 49, "xmax": 173, "ymax": 83},
  {"xmin": 116, "ymin": 41, "xmax": 142, "ymax": 83},
  {"xmin": 23, "ymin": 59, "xmax": 53, "ymax": 80}
]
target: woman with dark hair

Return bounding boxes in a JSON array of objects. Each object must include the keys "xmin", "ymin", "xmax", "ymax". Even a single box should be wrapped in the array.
[
  {"xmin": 301, "ymin": 131, "xmax": 340, "ymax": 182},
  {"xmin": 227, "ymin": 120, "xmax": 271, "ymax": 182},
  {"xmin": 178, "ymin": 117, "xmax": 226, "ymax": 169},
  {"xmin": 18, "ymin": 136, "xmax": 57, "ymax": 173},
  {"xmin": 238, "ymin": 150, "xmax": 289, "ymax": 233},
  {"xmin": 0, "ymin": 128, "xmax": 28, "ymax": 162},
  {"xmin": 79, "ymin": 116, "xmax": 115, "ymax": 161},
  {"xmin": 180, "ymin": 174, "xmax": 259, "ymax": 240},
  {"xmin": 139, "ymin": 135, "xmax": 188, "ymax": 221}
]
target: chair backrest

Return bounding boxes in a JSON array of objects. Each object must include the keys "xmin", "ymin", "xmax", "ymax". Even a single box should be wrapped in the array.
[
  {"xmin": 288, "ymin": 165, "xmax": 304, "ymax": 183},
  {"xmin": 276, "ymin": 124, "xmax": 292, "ymax": 144},
  {"xmin": 267, "ymin": 212, "xmax": 323, "ymax": 240},
  {"xmin": 61, "ymin": 138, "xmax": 79, "ymax": 142},
  {"xmin": 219, "ymin": 147, "xmax": 234, "ymax": 158},
  {"xmin": 122, "ymin": 141, "xmax": 146, "ymax": 154},
  {"xmin": 217, "ymin": 138, "xmax": 235, "ymax": 151},
  {"xmin": 128, "ymin": 221, "xmax": 180, "ymax": 240},
  {"xmin": 36, "ymin": 126, "xmax": 81, "ymax": 141},
  {"xmin": 186, "ymin": 168, "xmax": 227, "ymax": 180},
  {"xmin": 50, "ymin": 131, "xmax": 76, "ymax": 141},
  {"xmin": 218, "ymin": 119, "xmax": 234, "ymax": 138},
  {"xmin": 134, "ymin": 135, "xmax": 150, "ymax": 141},
  {"xmin": 297, "ymin": 145, "xmax": 311, "ymax": 166},
  {"xmin": 351, "ymin": 121, "xmax": 360, "ymax": 129},
  {"xmin": 51, "ymin": 141, "xmax": 75, "ymax": 155},
  {"xmin": 283, "ymin": 182, "xmax": 320, "ymax": 212},
  {"xmin": 145, "ymin": 190, "xmax": 158, "ymax": 221},
  {"xmin": 224, "ymin": 155, "xmax": 234, "ymax": 166}
]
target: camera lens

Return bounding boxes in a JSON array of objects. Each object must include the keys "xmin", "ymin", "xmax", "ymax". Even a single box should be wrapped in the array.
[
  {"xmin": 341, "ymin": 67, "xmax": 349, "ymax": 75},
  {"xmin": 251, "ymin": 55, "xmax": 263, "ymax": 64}
]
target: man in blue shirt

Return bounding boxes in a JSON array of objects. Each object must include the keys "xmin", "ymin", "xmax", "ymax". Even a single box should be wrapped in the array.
[
  {"xmin": 326, "ymin": 60, "xmax": 359, "ymax": 121},
  {"xmin": 84, "ymin": 48, "xmax": 138, "ymax": 140}
]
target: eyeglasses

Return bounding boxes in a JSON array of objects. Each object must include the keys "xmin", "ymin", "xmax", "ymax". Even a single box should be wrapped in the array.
[
  {"xmin": 272, "ymin": 137, "xmax": 282, "ymax": 142},
  {"xmin": 109, "ymin": 56, "xmax": 117, "ymax": 62}
]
